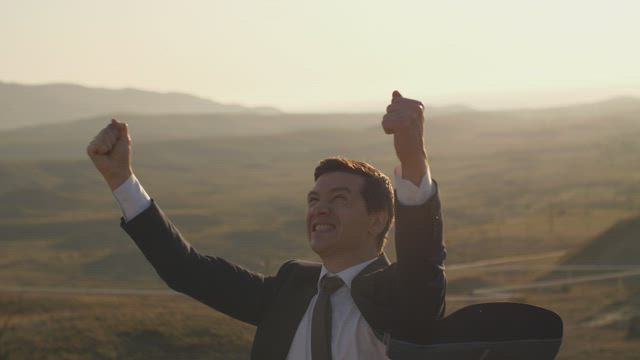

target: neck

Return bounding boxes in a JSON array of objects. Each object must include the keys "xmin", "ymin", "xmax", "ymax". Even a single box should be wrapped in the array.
[{"xmin": 321, "ymin": 247, "xmax": 380, "ymax": 273}]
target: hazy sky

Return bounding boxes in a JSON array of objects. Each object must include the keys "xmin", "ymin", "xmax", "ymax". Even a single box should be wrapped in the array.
[{"xmin": 1, "ymin": 0, "xmax": 639, "ymax": 112}]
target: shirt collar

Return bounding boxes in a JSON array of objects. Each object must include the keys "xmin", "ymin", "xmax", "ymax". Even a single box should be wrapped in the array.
[{"xmin": 318, "ymin": 257, "xmax": 379, "ymax": 291}]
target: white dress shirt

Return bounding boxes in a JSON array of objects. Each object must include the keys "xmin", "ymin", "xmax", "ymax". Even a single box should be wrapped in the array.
[
  {"xmin": 112, "ymin": 165, "xmax": 435, "ymax": 359},
  {"xmin": 286, "ymin": 257, "xmax": 387, "ymax": 360}
]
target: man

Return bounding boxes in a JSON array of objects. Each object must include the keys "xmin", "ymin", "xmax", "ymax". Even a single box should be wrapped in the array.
[{"xmin": 87, "ymin": 90, "xmax": 446, "ymax": 359}]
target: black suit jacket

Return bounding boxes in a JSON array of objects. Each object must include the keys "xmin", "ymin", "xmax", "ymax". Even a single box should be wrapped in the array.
[{"xmin": 121, "ymin": 183, "xmax": 446, "ymax": 359}]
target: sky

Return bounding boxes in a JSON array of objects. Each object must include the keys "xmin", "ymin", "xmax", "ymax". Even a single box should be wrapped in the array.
[{"xmin": 1, "ymin": 0, "xmax": 639, "ymax": 112}]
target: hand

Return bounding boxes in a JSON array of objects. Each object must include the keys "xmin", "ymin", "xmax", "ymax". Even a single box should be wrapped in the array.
[
  {"xmin": 382, "ymin": 90, "xmax": 424, "ymax": 135},
  {"xmin": 86, "ymin": 118, "xmax": 133, "ymax": 191},
  {"xmin": 382, "ymin": 90, "xmax": 428, "ymax": 185}
]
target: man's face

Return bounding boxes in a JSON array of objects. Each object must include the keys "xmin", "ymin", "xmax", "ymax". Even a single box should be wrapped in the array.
[{"xmin": 306, "ymin": 172, "xmax": 376, "ymax": 258}]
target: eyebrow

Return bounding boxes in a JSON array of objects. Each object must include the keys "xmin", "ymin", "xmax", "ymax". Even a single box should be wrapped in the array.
[{"xmin": 307, "ymin": 187, "xmax": 352, "ymax": 198}]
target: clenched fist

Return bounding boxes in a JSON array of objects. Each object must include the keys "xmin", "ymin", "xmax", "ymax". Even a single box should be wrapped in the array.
[
  {"xmin": 382, "ymin": 90, "xmax": 424, "ymax": 135},
  {"xmin": 382, "ymin": 90, "xmax": 428, "ymax": 186},
  {"xmin": 86, "ymin": 118, "xmax": 133, "ymax": 191}
]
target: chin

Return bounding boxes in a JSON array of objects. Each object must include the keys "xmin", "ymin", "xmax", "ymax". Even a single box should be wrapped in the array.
[{"xmin": 308, "ymin": 235, "xmax": 338, "ymax": 257}]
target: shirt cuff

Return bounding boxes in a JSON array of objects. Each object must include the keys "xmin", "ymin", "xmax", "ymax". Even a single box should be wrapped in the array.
[
  {"xmin": 393, "ymin": 165, "xmax": 435, "ymax": 205},
  {"xmin": 112, "ymin": 173, "xmax": 152, "ymax": 222}
]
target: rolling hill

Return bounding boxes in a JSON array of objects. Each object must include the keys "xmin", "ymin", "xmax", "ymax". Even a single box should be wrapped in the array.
[
  {"xmin": 560, "ymin": 215, "xmax": 640, "ymax": 266},
  {"xmin": 0, "ymin": 96, "xmax": 638, "ymax": 287},
  {"xmin": 0, "ymin": 81, "xmax": 281, "ymax": 130},
  {"xmin": 1, "ymin": 95, "xmax": 639, "ymax": 359}
]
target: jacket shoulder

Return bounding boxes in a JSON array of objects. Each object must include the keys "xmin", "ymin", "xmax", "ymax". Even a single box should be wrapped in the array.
[
  {"xmin": 275, "ymin": 259, "xmax": 322, "ymax": 281},
  {"xmin": 270, "ymin": 259, "xmax": 322, "ymax": 297}
]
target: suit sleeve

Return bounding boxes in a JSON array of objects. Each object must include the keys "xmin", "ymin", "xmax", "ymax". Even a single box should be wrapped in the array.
[
  {"xmin": 120, "ymin": 199, "xmax": 286, "ymax": 326},
  {"xmin": 382, "ymin": 179, "xmax": 447, "ymax": 341}
]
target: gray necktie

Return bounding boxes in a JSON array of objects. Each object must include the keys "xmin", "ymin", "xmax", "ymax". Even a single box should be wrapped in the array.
[{"xmin": 311, "ymin": 275, "xmax": 345, "ymax": 360}]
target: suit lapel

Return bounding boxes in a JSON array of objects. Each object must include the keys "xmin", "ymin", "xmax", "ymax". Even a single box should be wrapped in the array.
[
  {"xmin": 252, "ymin": 255, "xmax": 391, "ymax": 359},
  {"xmin": 358, "ymin": 253, "xmax": 391, "ymax": 277},
  {"xmin": 251, "ymin": 263, "xmax": 320, "ymax": 359},
  {"xmin": 350, "ymin": 253, "xmax": 391, "ymax": 336},
  {"xmin": 350, "ymin": 253, "xmax": 391, "ymax": 310}
]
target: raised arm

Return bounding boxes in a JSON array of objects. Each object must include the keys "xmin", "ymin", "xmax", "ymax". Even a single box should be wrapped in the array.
[
  {"xmin": 382, "ymin": 91, "xmax": 446, "ymax": 340},
  {"xmin": 86, "ymin": 119, "xmax": 281, "ymax": 325},
  {"xmin": 119, "ymin": 199, "xmax": 284, "ymax": 325}
]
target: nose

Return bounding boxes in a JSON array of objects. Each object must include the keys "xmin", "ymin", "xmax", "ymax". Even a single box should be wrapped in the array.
[
  {"xmin": 307, "ymin": 201, "xmax": 331, "ymax": 233},
  {"xmin": 310, "ymin": 201, "xmax": 331, "ymax": 217},
  {"xmin": 316, "ymin": 205, "xmax": 330, "ymax": 216}
]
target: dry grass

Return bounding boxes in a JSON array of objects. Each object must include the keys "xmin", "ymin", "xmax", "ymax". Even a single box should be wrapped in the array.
[
  {"xmin": 1, "ymin": 101, "xmax": 639, "ymax": 357},
  {"xmin": 2, "ymin": 283, "xmax": 639, "ymax": 359},
  {"xmin": 0, "ymin": 292, "xmax": 254, "ymax": 359}
]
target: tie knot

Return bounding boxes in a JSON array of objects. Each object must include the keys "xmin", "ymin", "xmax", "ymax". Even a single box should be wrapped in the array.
[{"xmin": 320, "ymin": 275, "xmax": 344, "ymax": 295}]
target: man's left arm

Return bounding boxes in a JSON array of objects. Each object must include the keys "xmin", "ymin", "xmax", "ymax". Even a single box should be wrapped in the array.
[{"xmin": 384, "ymin": 91, "xmax": 447, "ymax": 341}]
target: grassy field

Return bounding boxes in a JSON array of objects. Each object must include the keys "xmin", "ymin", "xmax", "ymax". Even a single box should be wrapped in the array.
[
  {"xmin": 1, "ymin": 98, "xmax": 639, "ymax": 357},
  {"xmin": 0, "ymin": 292, "xmax": 254, "ymax": 359},
  {"xmin": 2, "ymin": 283, "xmax": 639, "ymax": 359}
]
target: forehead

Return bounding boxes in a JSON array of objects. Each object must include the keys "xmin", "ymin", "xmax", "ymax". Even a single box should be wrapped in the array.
[{"xmin": 311, "ymin": 172, "xmax": 365, "ymax": 193}]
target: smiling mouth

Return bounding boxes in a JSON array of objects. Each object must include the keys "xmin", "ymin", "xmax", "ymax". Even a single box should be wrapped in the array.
[{"xmin": 312, "ymin": 224, "xmax": 336, "ymax": 233}]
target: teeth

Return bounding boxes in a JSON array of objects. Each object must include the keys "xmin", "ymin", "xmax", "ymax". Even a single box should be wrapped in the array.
[{"xmin": 314, "ymin": 224, "xmax": 335, "ymax": 232}]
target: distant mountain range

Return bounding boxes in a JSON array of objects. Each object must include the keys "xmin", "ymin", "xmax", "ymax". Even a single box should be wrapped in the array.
[
  {"xmin": 0, "ymin": 90, "xmax": 638, "ymax": 161},
  {"xmin": 0, "ymin": 81, "xmax": 282, "ymax": 129},
  {"xmin": 2, "ymin": 80, "xmax": 639, "ymax": 134}
]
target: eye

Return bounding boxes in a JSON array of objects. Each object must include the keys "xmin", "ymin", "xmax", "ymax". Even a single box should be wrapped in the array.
[
  {"xmin": 307, "ymin": 197, "xmax": 318, "ymax": 206},
  {"xmin": 333, "ymin": 194, "xmax": 348, "ymax": 203}
]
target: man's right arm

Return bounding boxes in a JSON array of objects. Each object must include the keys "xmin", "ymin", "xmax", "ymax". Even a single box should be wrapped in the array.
[
  {"xmin": 119, "ymin": 197, "xmax": 279, "ymax": 326},
  {"xmin": 86, "ymin": 119, "xmax": 280, "ymax": 326}
]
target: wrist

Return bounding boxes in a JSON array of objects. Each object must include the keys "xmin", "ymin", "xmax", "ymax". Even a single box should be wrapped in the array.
[
  {"xmin": 105, "ymin": 168, "xmax": 133, "ymax": 191},
  {"xmin": 400, "ymin": 159, "xmax": 428, "ymax": 186}
]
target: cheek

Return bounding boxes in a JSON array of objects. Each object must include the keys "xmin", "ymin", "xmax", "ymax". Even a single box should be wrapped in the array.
[
  {"xmin": 305, "ymin": 211, "xmax": 312, "ymax": 230},
  {"xmin": 338, "ymin": 211, "xmax": 369, "ymax": 233}
]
